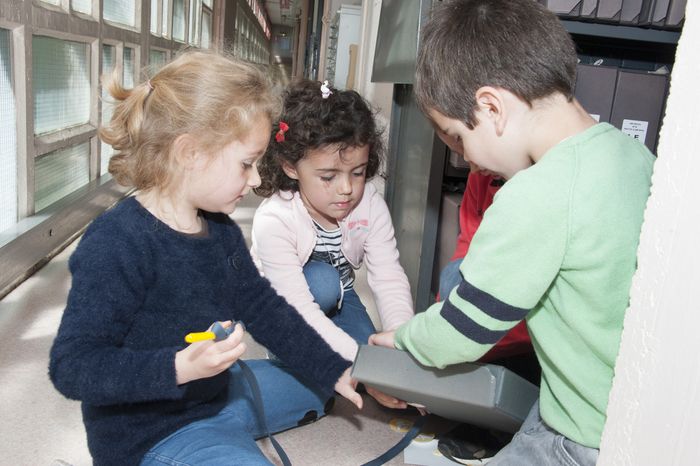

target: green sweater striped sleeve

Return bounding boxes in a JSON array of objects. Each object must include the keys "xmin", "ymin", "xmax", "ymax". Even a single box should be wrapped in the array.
[
  {"xmin": 396, "ymin": 123, "xmax": 655, "ymax": 448},
  {"xmin": 395, "ymin": 148, "xmax": 571, "ymax": 368}
]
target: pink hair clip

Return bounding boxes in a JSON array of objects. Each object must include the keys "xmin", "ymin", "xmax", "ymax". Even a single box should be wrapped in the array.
[
  {"xmin": 320, "ymin": 80, "xmax": 332, "ymax": 99},
  {"xmin": 275, "ymin": 121, "xmax": 289, "ymax": 142}
]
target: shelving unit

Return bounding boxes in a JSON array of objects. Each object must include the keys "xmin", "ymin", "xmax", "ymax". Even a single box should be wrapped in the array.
[
  {"xmin": 324, "ymin": 14, "xmax": 339, "ymax": 85},
  {"xmin": 561, "ymin": 19, "xmax": 680, "ymax": 43},
  {"xmin": 376, "ymin": 0, "xmax": 687, "ymax": 309},
  {"xmin": 323, "ymin": 4, "xmax": 361, "ymax": 89}
]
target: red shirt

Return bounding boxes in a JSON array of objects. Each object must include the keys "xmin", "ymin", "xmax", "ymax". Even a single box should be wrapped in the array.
[
  {"xmin": 450, "ymin": 172, "xmax": 532, "ymax": 362},
  {"xmin": 451, "ymin": 172, "xmax": 501, "ymax": 261}
]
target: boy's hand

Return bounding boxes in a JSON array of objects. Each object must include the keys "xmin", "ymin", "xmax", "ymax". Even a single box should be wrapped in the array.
[
  {"xmin": 368, "ymin": 330, "xmax": 396, "ymax": 348},
  {"xmin": 366, "ymin": 386, "xmax": 408, "ymax": 410},
  {"xmin": 175, "ymin": 321, "xmax": 247, "ymax": 385},
  {"xmin": 335, "ymin": 367, "xmax": 363, "ymax": 410}
]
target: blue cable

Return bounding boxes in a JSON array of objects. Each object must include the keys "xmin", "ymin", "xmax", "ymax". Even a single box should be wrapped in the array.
[{"xmin": 212, "ymin": 322, "xmax": 291, "ymax": 466}]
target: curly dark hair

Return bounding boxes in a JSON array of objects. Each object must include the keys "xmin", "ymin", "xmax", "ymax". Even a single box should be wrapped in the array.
[{"xmin": 254, "ymin": 79, "xmax": 384, "ymax": 197}]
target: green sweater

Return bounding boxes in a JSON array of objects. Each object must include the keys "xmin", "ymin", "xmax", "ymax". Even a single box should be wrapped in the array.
[{"xmin": 396, "ymin": 123, "xmax": 654, "ymax": 448}]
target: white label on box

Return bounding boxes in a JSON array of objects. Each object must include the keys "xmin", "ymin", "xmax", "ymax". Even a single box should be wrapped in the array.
[
  {"xmin": 590, "ymin": 114, "xmax": 600, "ymax": 122},
  {"xmin": 621, "ymin": 119, "xmax": 649, "ymax": 145}
]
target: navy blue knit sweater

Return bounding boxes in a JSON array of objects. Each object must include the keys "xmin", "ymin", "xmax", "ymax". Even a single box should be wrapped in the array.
[{"xmin": 49, "ymin": 197, "xmax": 351, "ymax": 466}]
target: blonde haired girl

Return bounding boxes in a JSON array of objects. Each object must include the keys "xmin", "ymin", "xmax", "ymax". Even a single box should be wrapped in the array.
[{"xmin": 49, "ymin": 50, "xmax": 360, "ymax": 466}]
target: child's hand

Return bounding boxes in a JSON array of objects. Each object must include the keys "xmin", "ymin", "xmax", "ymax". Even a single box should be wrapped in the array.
[
  {"xmin": 368, "ymin": 330, "xmax": 396, "ymax": 348},
  {"xmin": 366, "ymin": 386, "xmax": 408, "ymax": 410},
  {"xmin": 335, "ymin": 367, "xmax": 363, "ymax": 410},
  {"xmin": 175, "ymin": 321, "xmax": 247, "ymax": 385}
]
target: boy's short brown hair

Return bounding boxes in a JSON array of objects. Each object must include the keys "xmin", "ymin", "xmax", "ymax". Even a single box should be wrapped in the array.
[{"xmin": 415, "ymin": 0, "xmax": 577, "ymax": 128}]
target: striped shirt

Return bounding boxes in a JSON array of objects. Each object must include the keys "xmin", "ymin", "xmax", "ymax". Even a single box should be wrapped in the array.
[{"xmin": 310, "ymin": 220, "xmax": 355, "ymax": 290}]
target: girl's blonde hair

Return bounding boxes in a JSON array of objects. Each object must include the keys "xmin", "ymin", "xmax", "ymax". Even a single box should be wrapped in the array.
[{"xmin": 100, "ymin": 50, "xmax": 281, "ymax": 190}]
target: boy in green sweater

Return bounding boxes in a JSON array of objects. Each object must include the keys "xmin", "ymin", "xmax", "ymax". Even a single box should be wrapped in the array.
[{"xmin": 369, "ymin": 1, "xmax": 655, "ymax": 464}]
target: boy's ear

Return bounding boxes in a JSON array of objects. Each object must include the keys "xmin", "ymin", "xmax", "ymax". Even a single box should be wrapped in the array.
[
  {"xmin": 281, "ymin": 161, "xmax": 299, "ymax": 180},
  {"xmin": 474, "ymin": 86, "xmax": 507, "ymax": 136}
]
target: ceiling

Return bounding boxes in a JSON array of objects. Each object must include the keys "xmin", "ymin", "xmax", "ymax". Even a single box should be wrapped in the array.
[{"xmin": 264, "ymin": 0, "xmax": 301, "ymax": 28}]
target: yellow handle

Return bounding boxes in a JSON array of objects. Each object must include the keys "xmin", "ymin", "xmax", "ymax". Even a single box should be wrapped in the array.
[{"xmin": 184, "ymin": 331, "xmax": 216, "ymax": 343}]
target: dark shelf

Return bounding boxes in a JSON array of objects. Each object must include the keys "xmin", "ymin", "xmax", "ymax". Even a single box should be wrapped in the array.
[{"xmin": 560, "ymin": 19, "xmax": 681, "ymax": 44}]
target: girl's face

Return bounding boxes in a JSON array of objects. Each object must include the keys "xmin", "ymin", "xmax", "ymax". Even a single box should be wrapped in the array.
[
  {"xmin": 284, "ymin": 144, "xmax": 370, "ymax": 229},
  {"xmin": 188, "ymin": 119, "xmax": 271, "ymax": 214}
]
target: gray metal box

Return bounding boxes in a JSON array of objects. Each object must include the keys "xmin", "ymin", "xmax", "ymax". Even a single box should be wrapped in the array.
[
  {"xmin": 610, "ymin": 69, "xmax": 668, "ymax": 152},
  {"xmin": 665, "ymin": 0, "xmax": 686, "ymax": 28},
  {"xmin": 575, "ymin": 63, "xmax": 618, "ymax": 123},
  {"xmin": 543, "ymin": 0, "xmax": 584, "ymax": 16},
  {"xmin": 542, "ymin": 0, "xmax": 599, "ymax": 17},
  {"xmin": 596, "ymin": 0, "xmax": 623, "ymax": 20},
  {"xmin": 620, "ymin": 0, "xmax": 646, "ymax": 24},
  {"xmin": 352, "ymin": 345, "xmax": 539, "ymax": 433},
  {"xmin": 432, "ymin": 192, "xmax": 462, "ymax": 297}
]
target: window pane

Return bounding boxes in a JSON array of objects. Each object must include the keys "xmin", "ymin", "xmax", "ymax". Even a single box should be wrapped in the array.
[
  {"xmin": 123, "ymin": 47, "xmax": 135, "ymax": 88},
  {"xmin": 188, "ymin": 0, "xmax": 201, "ymax": 46},
  {"xmin": 101, "ymin": 44, "xmax": 117, "ymax": 176},
  {"xmin": 104, "ymin": 0, "xmax": 137, "ymax": 28},
  {"xmin": 149, "ymin": 49, "xmax": 167, "ymax": 72},
  {"xmin": 162, "ymin": 0, "xmax": 170, "ymax": 37},
  {"xmin": 33, "ymin": 36, "xmax": 90, "ymax": 135},
  {"xmin": 151, "ymin": 0, "xmax": 159, "ymax": 34},
  {"xmin": 203, "ymin": 0, "xmax": 212, "ymax": 7},
  {"xmin": 39, "ymin": 0, "xmax": 61, "ymax": 5},
  {"xmin": 71, "ymin": 0, "xmax": 92, "ymax": 14},
  {"xmin": 0, "ymin": 29, "xmax": 17, "ymax": 232},
  {"xmin": 34, "ymin": 142, "xmax": 90, "ymax": 212},
  {"xmin": 201, "ymin": 10, "xmax": 212, "ymax": 49},
  {"xmin": 172, "ymin": 0, "xmax": 186, "ymax": 42}
]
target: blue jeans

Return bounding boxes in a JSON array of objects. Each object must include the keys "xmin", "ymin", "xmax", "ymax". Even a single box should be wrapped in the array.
[
  {"xmin": 303, "ymin": 260, "xmax": 376, "ymax": 345},
  {"xmin": 439, "ymin": 258, "xmax": 463, "ymax": 301},
  {"xmin": 488, "ymin": 401, "xmax": 599, "ymax": 466},
  {"xmin": 141, "ymin": 359, "xmax": 330, "ymax": 465}
]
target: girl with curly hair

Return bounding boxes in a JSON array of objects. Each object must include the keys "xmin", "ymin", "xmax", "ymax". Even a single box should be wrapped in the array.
[{"xmin": 251, "ymin": 80, "xmax": 414, "ymax": 398}]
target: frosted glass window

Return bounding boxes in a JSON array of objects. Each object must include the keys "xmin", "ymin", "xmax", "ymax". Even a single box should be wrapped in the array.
[
  {"xmin": 188, "ymin": 0, "xmax": 201, "ymax": 46},
  {"xmin": 151, "ymin": 0, "xmax": 159, "ymax": 34},
  {"xmin": 123, "ymin": 47, "xmax": 135, "ymax": 88},
  {"xmin": 0, "ymin": 29, "xmax": 17, "ymax": 233},
  {"xmin": 33, "ymin": 36, "xmax": 90, "ymax": 136},
  {"xmin": 101, "ymin": 45, "xmax": 116, "ymax": 176},
  {"xmin": 173, "ymin": 0, "xmax": 186, "ymax": 42},
  {"xmin": 34, "ymin": 142, "xmax": 90, "ymax": 212},
  {"xmin": 162, "ymin": 0, "xmax": 170, "ymax": 37},
  {"xmin": 104, "ymin": 0, "xmax": 137, "ymax": 28},
  {"xmin": 201, "ymin": 10, "xmax": 212, "ymax": 49},
  {"xmin": 203, "ymin": 0, "xmax": 212, "ymax": 7},
  {"xmin": 71, "ymin": 0, "xmax": 92, "ymax": 14},
  {"xmin": 102, "ymin": 44, "xmax": 116, "ymax": 77},
  {"xmin": 149, "ymin": 49, "xmax": 167, "ymax": 72}
]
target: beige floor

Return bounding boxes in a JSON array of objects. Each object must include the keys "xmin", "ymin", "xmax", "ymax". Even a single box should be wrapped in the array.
[{"xmin": 0, "ymin": 192, "xmax": 455, "ymax": 466}]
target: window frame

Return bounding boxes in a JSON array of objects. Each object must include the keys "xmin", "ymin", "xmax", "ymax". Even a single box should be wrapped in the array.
[
  {"xmin": 102, "ymin": 0, "xmax": 142, "ymax": 32},
  {"xmin": 0, "ymin": 0, "xmax": 222, "ymax": 299}
]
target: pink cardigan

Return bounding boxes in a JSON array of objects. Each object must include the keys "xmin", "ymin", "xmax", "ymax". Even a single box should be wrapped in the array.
[{"xmin": 250, "ymin": 183, "xmax": 414, "ymax": 361}]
